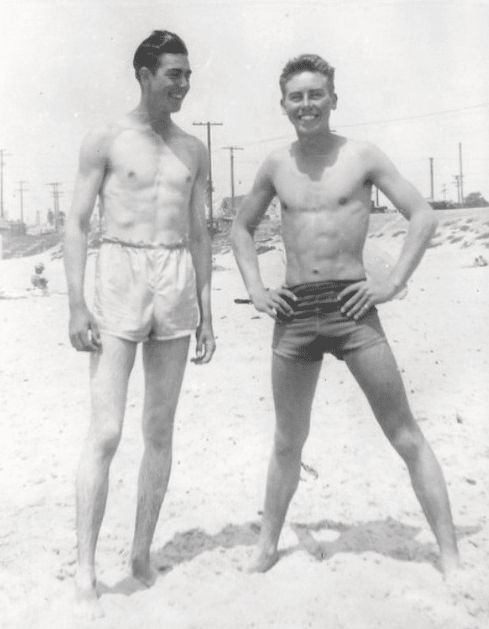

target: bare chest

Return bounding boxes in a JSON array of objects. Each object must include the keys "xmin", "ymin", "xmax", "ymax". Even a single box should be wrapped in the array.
[
  {"xmin": 106, "ymin": 130, "xmax": 195, "ymax": 193},
  {"xmin": 274, "ymin": 152, "xmax": 370, "ymax": 214}
]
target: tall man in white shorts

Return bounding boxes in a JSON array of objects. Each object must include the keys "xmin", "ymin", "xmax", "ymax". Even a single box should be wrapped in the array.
[{"xmin": 64, "ymin": 30, "xmax": 215, "ymax": 619}]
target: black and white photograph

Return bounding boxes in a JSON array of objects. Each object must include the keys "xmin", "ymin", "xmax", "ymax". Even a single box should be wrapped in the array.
[{"xmin": 1, "ymin": 1, "xmax": 488, "ymax": 627}]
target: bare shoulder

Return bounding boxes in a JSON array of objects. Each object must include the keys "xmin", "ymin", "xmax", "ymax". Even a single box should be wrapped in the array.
[
  {"xmin": 257, "ymin": 145, "xmax": 289, "ymax": 179},
  {"xmin": 79, "ymin": 121, "xmax": 122, "ymax": 165},
  {"xmin": 353, "ymin": 140, "xmax": 394, "ymax": 169},
  {"xmin": 338, "ymin": 137, "xmax": 378, "ymax": 160},
  {"xmin": 269, "ymin": 144, "xmax": 292, "ymax": 164},
  {"xmin": 174, "ymin": 126, "xmax": 207, "ymax": 160}
]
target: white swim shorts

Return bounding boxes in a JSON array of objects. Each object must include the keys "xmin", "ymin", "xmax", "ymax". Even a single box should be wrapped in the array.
[{"xmin": 93, "ymin": 237, "xmax": 199, "ymax": 342}]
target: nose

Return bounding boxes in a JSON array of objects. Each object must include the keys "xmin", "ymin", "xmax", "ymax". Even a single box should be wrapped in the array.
[{"xmin": 297, "ymin": 94, "xmax": 312, "ymax": 109}]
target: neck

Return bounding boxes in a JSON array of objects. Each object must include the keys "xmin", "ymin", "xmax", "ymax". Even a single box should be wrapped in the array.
[
  {"xmin": 133, "ymin": 101, "xmax": 173, "ymax": 134},
  {"xmin": 296, "ymin": 127, "xmax": 335, "ymax": 154}
]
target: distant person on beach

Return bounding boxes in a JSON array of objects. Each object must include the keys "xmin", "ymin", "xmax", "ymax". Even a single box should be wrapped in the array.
[
  {"xmin": 64, "ymin": 30, "xmax": 215, "ymax": 619},
  {"xmin": 231, "ymin": 54, "xmax": 459, "ymax": 577},
  {"xmin": 30, "ymin": 262, "xmax": 49, "ymax": 295}
]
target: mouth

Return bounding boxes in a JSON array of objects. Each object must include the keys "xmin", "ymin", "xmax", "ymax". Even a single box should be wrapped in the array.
[{"xmin": 297, "ymin": 113, "xmax": 319, "ymax": 122}]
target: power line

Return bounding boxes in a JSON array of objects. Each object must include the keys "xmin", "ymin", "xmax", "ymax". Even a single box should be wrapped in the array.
[
  {"xmin": 240, "ymin": 102, "xmax": 489, "ymax": 147},
  {"xmin": 338, "ymin": 102, "xmax": 489, "ymax": 129}
]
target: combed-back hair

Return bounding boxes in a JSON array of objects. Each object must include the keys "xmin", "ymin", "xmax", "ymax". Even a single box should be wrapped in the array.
[
  {"xmin": 279, "ymin": 54, "xmax": 335, "ymax": 94},
  {"xmin": 133, "ymin": 30, "xmax": 188, "ymax": 80}
]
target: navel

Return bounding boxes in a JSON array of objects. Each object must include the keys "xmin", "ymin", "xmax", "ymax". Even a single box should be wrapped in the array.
[{"xmin": 339, "ymin": 196, "xmax": 348, "ymax": 205}]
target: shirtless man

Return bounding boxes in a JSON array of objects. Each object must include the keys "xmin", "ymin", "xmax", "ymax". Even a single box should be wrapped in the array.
[
  {"xmin": 64, "ymin": 30, "xmax": 215, "ymax": 619},
  {"xmin": 231, "ymin": 54, "xmax": 459, "ymax": 577}
]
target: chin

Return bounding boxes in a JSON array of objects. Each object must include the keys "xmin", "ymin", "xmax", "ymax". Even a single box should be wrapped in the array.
[{"xmin": 296, "ymin": 123, "xmax": 320, "ymax": 135}]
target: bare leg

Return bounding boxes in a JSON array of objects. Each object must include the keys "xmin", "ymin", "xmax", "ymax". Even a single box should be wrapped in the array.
[
  {"xmin": 249, "ymin": 354, "xmax": 322, "ymax": 572},
  {"xmin": 130, "ymin": 336, "xmax": 190, "ymax": 586},
  {"xmin": 344, "ymin": 342, "xmax": 459, "ymax": 576},
  {"xmin": 75, "ymin": 335, "xmax": 137, "ymax": 620}
]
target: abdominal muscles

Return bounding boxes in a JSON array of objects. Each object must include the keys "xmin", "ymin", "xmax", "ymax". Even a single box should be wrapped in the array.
[
  {"xmin": 101, "ymin": 167, "xmax": 192, "ymax": 243},
  {"xmin": 281, "ymin": 203, "xmax": 368, "ymax": 283}
]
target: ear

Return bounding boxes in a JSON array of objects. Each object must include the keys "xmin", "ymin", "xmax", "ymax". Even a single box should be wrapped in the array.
[
  {"xmin": 280, "ymin": 98, "xmax": 286, "ymax": 115},
  {"xmin": 332, "ymin": 92, "xmax": 338, "ymax": 110},
  {"xmin": 139, "ymin": 67, "xmax": 152, "ymax": 84}
]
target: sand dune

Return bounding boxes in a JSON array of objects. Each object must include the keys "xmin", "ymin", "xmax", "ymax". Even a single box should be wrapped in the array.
[{"xmin": 1, "ymin": 208, "xmax": 488, "ymax": 628}]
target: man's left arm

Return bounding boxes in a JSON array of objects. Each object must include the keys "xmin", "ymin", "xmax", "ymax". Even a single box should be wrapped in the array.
[
  {"xmin": 340, "ymin": 144, "xmax": 437, "ymax": 319},
  {"xmin": 188, "ymin": 141, "xmax": 215, "ymax": 364},
  {"xmin": 371, "ymin": 145, "xmax": 438, "ymax": 292}
]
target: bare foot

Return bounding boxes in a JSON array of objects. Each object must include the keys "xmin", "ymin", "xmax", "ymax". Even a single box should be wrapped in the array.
[
  {"xmin": 247, "ymin": 547, "xmax": 279, "ymax": 573},
  {"xmin": 74, "ymin": 574, "xmax": 104, "ymax": 621},
  {"xmin": 131, "ymin": 556, "xmax": 158, "ymax": 587},
  {"xmin": 443, "ymin": 565, "xmax": 485, "ymax": 616},
  {"xmin": 440, "ymin": 552, "xmax": 461, "ymax": 579}
]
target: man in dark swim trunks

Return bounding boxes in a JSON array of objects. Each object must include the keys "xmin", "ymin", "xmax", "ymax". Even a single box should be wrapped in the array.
[{"xmin": 231, "ymin": 54, "xmax": 459, "ymax": 576}]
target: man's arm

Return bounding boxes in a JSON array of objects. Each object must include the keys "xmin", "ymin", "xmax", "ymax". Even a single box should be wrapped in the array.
[
  {"xmin": 231, "ymin": 157, "xmax": 296, "ymax": 319},
  {"xmin": 64, "ymin": 126, "xmax": 109, "ymax": 351},
  {"xmin": 339, "ymin": 144, "xmax": 437, "ymax": 319},
  {"xmin": 370, "ymin": 144, "xmax": 437, "ymax": 290},
  {"xmin": 188, "ymin": 141, "xmax": 215, "ymax": 364}
]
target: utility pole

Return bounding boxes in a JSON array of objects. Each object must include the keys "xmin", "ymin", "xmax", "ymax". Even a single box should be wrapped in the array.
[
  {"xmin": 453, "ymin": 175, "xmax": 461, "ymax": 206},
  {"xmin": 222, "ymin": 146, "xmax": 244, "ymax": 213},
  {"xmin": 0, "ymin": 148, "xmax": 11, "ymax": 219},
  {"xmin": 458, "ymin": 142, "xmax": 464, "ymax": 208},
  {"xmin": 429, "ymin": 157, "xmax": 434, "ymax": 200},
  {"xmin": 16, "ymin": 180, "xmax": 27, "ymax": 225},
  {"xmin": 47, "ymin": 182, "xmax": 62, "ymax": 231},
  {"xmin": 193, "ymin": 121, "xmax": 223, "ymax": 230},
  {"xmin": 375, "ymin": 186, "xmax": 380, "ymax": 208}
]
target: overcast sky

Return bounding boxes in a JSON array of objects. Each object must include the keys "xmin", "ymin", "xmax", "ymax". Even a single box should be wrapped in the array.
[{"xmin": 1, "ymin": 0, "xmax": 488, "ymax": 222}]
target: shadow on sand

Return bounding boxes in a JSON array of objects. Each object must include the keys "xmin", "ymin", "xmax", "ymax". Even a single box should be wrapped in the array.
[{"xmin": 100, "ymin": 517, "xmax": 478, "ymax": 596}]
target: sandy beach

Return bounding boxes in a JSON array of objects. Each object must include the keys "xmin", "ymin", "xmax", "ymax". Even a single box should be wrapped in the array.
[{"xmin": 1, "ymin": 207, "xmax": 488, "ymax": 629}]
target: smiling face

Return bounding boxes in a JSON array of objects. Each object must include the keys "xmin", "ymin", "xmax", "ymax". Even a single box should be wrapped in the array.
[
  {"xmin": 142, "ymin": 53, "xmax": 191, "ymax": 114},
  {"xmin": 281, "ymin": 71, "xmax": 337, "ymax": 135}
]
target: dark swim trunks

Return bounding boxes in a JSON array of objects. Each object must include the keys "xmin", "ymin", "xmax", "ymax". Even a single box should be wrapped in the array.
[{"xmin": 272, "ymin": 279, "xmax": 388, "ymax": 362}]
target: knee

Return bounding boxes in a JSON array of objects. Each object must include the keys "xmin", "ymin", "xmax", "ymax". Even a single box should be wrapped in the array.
[
  {"xmin": 390, "ymin": 425, "xmax": 425, "ymax": 463},
  {"xmin": 274, "ymin": 427, "xmax": 308, "ymax": 460},
  {"xmin": 91, "ymin": 423, "xmax": 122, "ymax": 459},
  {"xmin": 143, "ymin": 415, "xmax": 173, "ymax": 453}
]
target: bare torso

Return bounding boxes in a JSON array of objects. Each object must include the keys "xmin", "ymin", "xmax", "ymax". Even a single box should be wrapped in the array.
[
  {"xmin": 100, "ymin": 115, "xmax": 201, "ymax": 244},
  {"xmin": 271, "ymin": 135, "xmax": 373, "ymax": 284}
]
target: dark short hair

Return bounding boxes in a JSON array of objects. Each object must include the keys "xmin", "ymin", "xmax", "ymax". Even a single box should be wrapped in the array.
[
  {"xmin": 133, "ymin": 30, "xmax": 188, "ymax": 80},
  {"xmin": 279, "ymin": 54, "xmax": 335, "ymax": 94}
]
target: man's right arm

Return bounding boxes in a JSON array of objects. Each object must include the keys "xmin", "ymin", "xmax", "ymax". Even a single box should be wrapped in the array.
[
  {"xmin": 64, "ymin": 127, "xmax": 110, "ymax": 351},
  {"xmin": 231, "ymin": 157, "xmax": 295, "ymax": 319}
]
